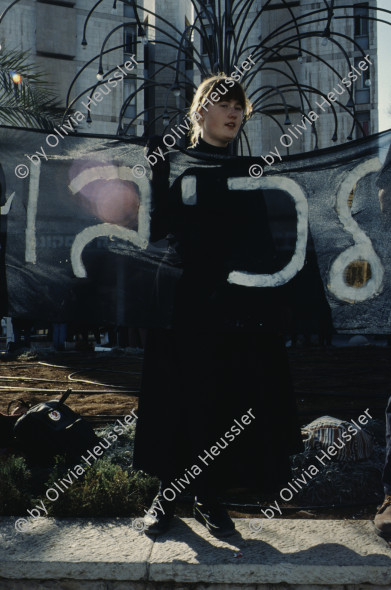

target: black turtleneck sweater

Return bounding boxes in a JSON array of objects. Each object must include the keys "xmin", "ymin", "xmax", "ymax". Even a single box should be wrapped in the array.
[{"xmin": 191, "ymin": 137, "xmax": 231, "ymax": 156}]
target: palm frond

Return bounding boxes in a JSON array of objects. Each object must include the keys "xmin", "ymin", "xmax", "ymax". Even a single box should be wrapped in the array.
[{"xmin": 0, "ymin": 48, "xmax": 63, "ymax": 129}]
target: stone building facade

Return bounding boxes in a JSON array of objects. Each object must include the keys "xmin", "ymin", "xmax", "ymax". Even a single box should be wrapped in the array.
[
  {"xmin": 0, "ymin": 0, "xmax": 378, "ymax": 153},
  {"xmin": 256, "ymin": 0, "xmax": 378, "ymax": 156}
]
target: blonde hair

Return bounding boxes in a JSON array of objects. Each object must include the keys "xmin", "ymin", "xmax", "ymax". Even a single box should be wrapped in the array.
[{"xmin": 188, "ymin": 74, "xmax": 252, "ymax": 147}]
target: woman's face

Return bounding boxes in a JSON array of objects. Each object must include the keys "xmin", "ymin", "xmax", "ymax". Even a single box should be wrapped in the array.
[{"xmin": 198, "ymin": 98, "xmax": 243, "ymax": 147}]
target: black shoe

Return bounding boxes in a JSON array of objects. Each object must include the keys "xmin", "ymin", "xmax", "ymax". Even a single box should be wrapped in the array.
[
  {"xmin": 143, "ymin": 492, "xmax": 176, "ymax": 535},
  {"xmin": 193, "ymin": 497, "xmax": 236, "ymax": 537}
]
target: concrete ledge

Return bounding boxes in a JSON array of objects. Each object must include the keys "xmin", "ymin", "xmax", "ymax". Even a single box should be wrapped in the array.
[{"xmin": 1, "ymin": 517, "xmax": 391, "ymax": 589}]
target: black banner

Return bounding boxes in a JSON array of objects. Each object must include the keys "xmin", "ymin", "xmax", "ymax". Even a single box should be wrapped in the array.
[{"xmin": 1, "ymin": 126, "xmax": 390, "ymax": 332}]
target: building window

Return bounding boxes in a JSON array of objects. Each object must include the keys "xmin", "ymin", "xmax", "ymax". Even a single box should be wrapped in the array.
[
  {"xmin": 201, "ymin": 32, "xmax": 213, "ymax": 55},
  {"xmin": 123, "ymin": 77, "xmax": 137, "ymax": 121},
  {"xmin": 354, "ymin": 58, "xmax": 370, "ymax": 104},
  {"xmin": 354, "ymin": 4, "xmax": 369, "ymax": 50},
  {"xmin": 185, "ymin": 41, "xmax": 193, "ymax": 71},
  {"xmin": 184, "ymin": 19, "xmax": 194, "ymax": 70},
  {"xmin": 356, "ymin": 110, "xmax": 370, "ymax": 138},
  {"xmin": 124, "ymin": 24, "xmax": 137, "ymax": 55},
  {"xmin": 201, "ymin": 0, "xmax": 215, "ymax": 19}
]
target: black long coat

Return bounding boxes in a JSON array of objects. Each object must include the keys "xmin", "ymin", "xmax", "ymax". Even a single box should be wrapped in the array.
[{"xmin": 133, "ymin": 138, "xmax": 304, "ymax": 495}]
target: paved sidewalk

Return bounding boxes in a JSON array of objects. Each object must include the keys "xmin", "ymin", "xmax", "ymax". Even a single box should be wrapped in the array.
[{"xmin": 0, "ymin": 517, "xmax": 391, "ymax": 589}]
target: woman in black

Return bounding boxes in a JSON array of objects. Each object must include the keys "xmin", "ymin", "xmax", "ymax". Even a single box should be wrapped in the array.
[{"xmin": 133, "ymin": 74, "xmax": 303, "ymax": 537}]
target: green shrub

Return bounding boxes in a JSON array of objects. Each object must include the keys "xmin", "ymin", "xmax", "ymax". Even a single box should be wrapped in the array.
[
  {"xmin": 0, "ymin": 455, "xmax": 33, "ymax": 515},
  {"xmin": 39, "ymin": 424, "xmax": 159, "ymax": 517},
  {"xmin": 42, "ymin": 458, "xmax": 158, "ymax": 517},
  {"xmin": 1, "ymin": 423, "xmax": 159, "ymax": 517}
]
